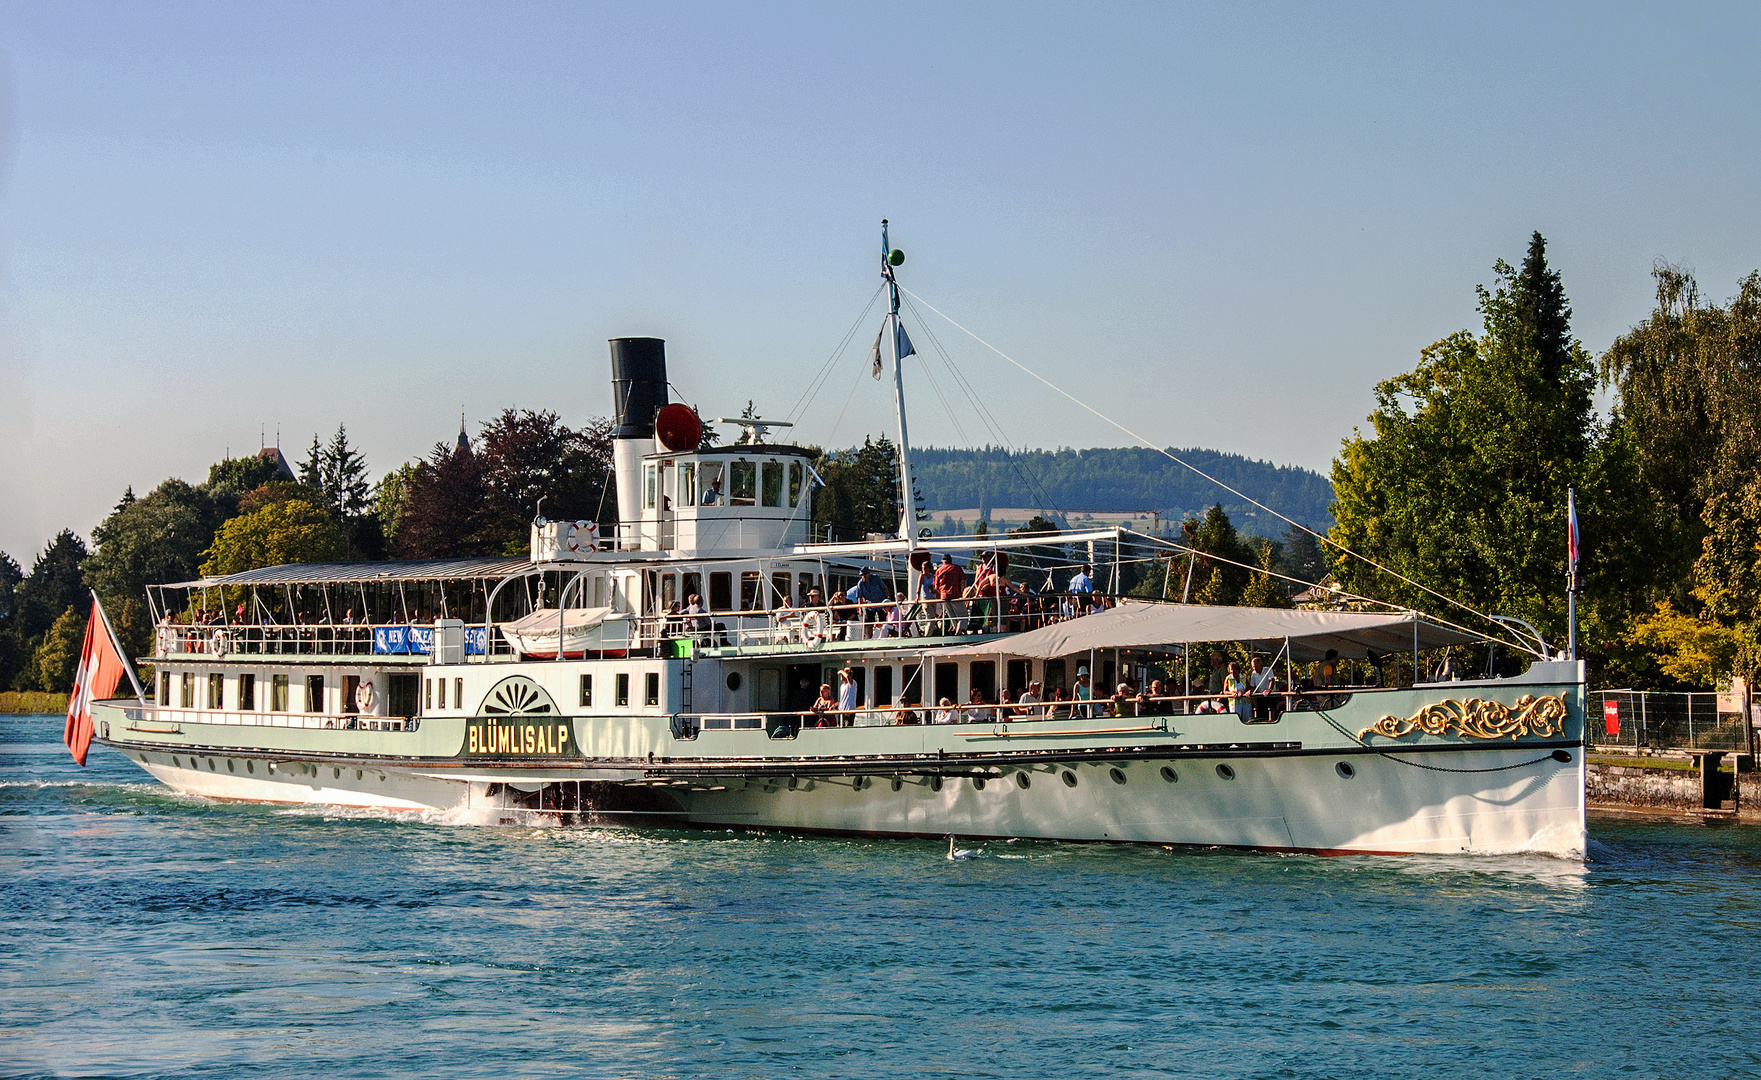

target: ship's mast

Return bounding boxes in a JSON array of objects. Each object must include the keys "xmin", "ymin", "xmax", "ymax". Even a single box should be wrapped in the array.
[{"xmin": 881, "ymin": 219, "xmax": 919, "ymax": 549}]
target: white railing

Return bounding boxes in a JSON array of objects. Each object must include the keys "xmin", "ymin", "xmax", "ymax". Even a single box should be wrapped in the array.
[{"xmin": 126, "ymin": 706, "xmax": 417, "ymax": 731}]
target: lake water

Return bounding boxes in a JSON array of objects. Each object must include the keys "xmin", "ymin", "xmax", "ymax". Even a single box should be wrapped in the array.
[{"xmin": 4, "ymin": 714, "xmax": 1759, "ymax": 1079}]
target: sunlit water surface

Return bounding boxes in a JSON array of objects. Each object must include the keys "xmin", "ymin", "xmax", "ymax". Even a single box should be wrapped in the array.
[{"xmin": 3, "ymin": 716, "xmax": 1758, "ymax": 1079}]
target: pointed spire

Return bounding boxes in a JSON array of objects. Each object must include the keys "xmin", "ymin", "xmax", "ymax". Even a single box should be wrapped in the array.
[{"xmin": 456, "ymin": 410, "xmax": 471, "ymax": 456}]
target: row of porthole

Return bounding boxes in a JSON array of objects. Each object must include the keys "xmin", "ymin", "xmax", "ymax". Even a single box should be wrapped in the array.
[
  {"xmin": 817, "ymin": 760, "xmax": 1367, "ymax": 792},
  {"xmin": 163, "ymin": 754, "xmax": 367, "ymax": 783}
]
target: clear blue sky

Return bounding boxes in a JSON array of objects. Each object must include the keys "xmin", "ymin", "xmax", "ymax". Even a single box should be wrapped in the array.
[{"xmin": 2, "ymin": 2, "xmax": 1757, "ymax": 562}]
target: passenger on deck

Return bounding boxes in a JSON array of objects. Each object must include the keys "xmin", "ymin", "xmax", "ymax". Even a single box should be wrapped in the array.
[
  {"xmin": 1017, "ymin": 680, "xmax": 1043, "ymax": 718},
  {"xmin": 932, "ymin": 697, "xmax": 958, "ymax": 724},
  {"xmin": 811, "ymin": 684, "xmax": 837, "ymax": 727},
  {"xmin": 1316, "ymin": 648, "xmax": 1340, "ymax": 688},
  {"xmin": 964, "ymin": 688, "xmax": 993, "ymax": 723},
  {"xmin": 1074, "ymin": 667, "xmax": 1093, "ymax": 718},
  {"xmin": 1144, "ymin": 678, "xmax": 1173, "ymax": 716},
  {"xmin": 837, "ymin": 668, "xmax": 859, "ymax": 725},
  {"xmin": 932, "ymin": 554, "xmax": 966, "ymax": 635},
  {"xmin": 1206, "ymin": 650, "xmax": 1229, "ymax": 708},
  {"xmin": 1226, "ymin": 662, "xmax": 1252, "ymax": 720},
  {"xmin": 1112, "ymin": 682, "xmax": 1138, "ymax": 719},
  {"xmin": 1048, "ymin": 686, "xmax": 1072, "ymax": 719},
  {"xmin": 844, "ymin": 569, "xmax": 887, "ymax": 639},
  {"xmin": 997, "ymin": 689, "xmax": 1016, "ymax": 721},
  {"xmin": 1068, "ymin": 563, "xmax": 1095, "ymax": 612},
  {"xmin": 1249, "ymin": 655, "xmax": 1279, "ymax": 721}
]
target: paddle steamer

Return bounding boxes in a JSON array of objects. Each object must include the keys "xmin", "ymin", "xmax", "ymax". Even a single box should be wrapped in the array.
[{"xmin": 88, "ymin": 226, "xmax": 1587, "ymax": 855}]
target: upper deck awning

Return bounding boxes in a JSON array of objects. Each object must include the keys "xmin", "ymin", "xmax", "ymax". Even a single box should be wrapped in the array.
[
  {"xmin": 166, "ymin": 557, "xmax": 535, "ymax": 589},
  {"xmin": 929, "ymin": 600, "xmax": 1482, "ymax": 662}
]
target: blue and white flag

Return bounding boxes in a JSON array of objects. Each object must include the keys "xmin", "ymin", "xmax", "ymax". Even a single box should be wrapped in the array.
[{"xmin": 895, "ymin": 322, "xmax": 916, "ymax": 361}]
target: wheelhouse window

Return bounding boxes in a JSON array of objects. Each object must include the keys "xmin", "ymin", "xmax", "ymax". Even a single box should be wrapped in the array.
[
  {"xmin": 730, "ymin": 461, "xmax": 757, "ymax": 505},
  {"xmin": 238, "ymin": 673, "xmax": 256, "ymax": 711},
  {"xmin": 306, "ymin": 675, "xmax": 324, "ymax": 713},
  {"xmin": 644, "ymin": 464, "xmax": 658, "ymax": 510},
  {"xmin": 680, "ymin": 462, "xmax": 697, "ymax": 506},
  {"xmin": 760, "ymin": 461, "xmax": 783, "ymax": 507},
  {"xmin": 709, "ymin": 572, "xmax": 733, "ymax": 612},
  {"xmin": 271, "ymin": 674, "xmax": 289, "ymax": 712},
  {"xmin": 788, "ymin": 462, "xmax": 803, "ymax": 507}
]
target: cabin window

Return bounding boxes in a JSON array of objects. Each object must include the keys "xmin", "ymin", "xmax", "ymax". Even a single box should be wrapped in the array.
[
  {"xmin": 454, "ymin": 678, "xmax": 464, "ymax": 710},
  {"xmin": 343, "ymin": 674, "xmax": 359, "ymax": 714},
  {"xmin": 935, "ymin": 663, "xmax": 958, "ymax": 708},
  {"xmin": 788, "ymin": 462, "xmax": 803, "ymax": 507},
  {"xmin": 771, "ymin": 573, "xmax": 793, "ymax": 608},
  {"xmin": 424, "ymin": 678, "xmax": 433, "ymax": 710},
  {"xmin": 874, "ymin": 665, "xmax": 894, "ymax": 708},
  {"xmin": 761, "ymin": 461, "xmax": 783, "ymax": 507},
  {"xmin": 1007, "ymin": 659, "xmax": 1032, "ymax": 698},
  {"xmin": 969, "ymin": 661, "xmax": 997, "ymax": 703},
  {"xmin": 645, "ymin": 672, "xmax": 660, "ymax": 707},
  {"xmin": 740, "ymin": 572, "xmax": 762, "ymax": 611},
  {"xmin": 708, "ymin": 572, "xmax": 733, "ymax": 611},
  {"xmin": 306, "ymin": 675, "xmax": 325, "ymax": 713},
  {"xmin": 798, "ymin": 574, "xmax": 816, "ymax": 605},
  {"xmin": 437, "ymin": 677, "xmax": 446, "ymax": 710},
  {"xmin": 388, "ymin": 673, "xmax": 419, "ymax": 718},
  {"xmin": 579, "ymin": 674, "xmax": 592, "ymax": 707},
  {"xmin": 616, "ymin": 673, "xmax": 630, "ymax": 707},
  {"xmin": 180, "ymin": 672, "xmax": 194, "ymax": 709},
  {"xmin": 238, "ymin": 673, "xmax": 256, "ymax": 711},
  {"xmin": 662, "ymin": 574, "xmax": 678, "ymax": 609},
  {"xmin": 901, "ymin": 663, "xmax": 922, "ymax": 706},
  {"xmin": 730, "ymin": 461, "xmax": 757, "ymax": 505},
  {"xmin": 644, "ymin": 464, "xmax": 658, "ymax": 510},
  {"xmin": 207, "ymin": 673, "xmax": 223, "ymax": 710},
  {"xmin": 682, "ymin": 572, "xmax": 703, "ymax": 609},
  {"xmin": 159, "ymin": 671, "xmax": 171, "ymax": 706},
  {"xmin": 680, "ymin": 462, "xmax": 697, "ymax": 505},
  {"xmin": 271, "ymin": 674, "xmax": 289, "ymax": 711},
  {"xmin": 1043, "ymin": 659, "xmax": 1067, "ymax": 695}
]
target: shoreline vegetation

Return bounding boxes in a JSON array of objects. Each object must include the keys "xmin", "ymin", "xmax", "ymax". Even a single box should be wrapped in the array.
[
  {"xmin": 1, "ymin": 691, "xmax": 69, "ymax": 715},
  {"xmin": 2, "ymin": 232, "xmax": 1759, "ymax": 707}
]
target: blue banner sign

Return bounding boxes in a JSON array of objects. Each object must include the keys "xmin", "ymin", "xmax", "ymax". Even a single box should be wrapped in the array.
[{"xmin": 373, "ymin": 625, "xmax": 489, "ymax": 655}]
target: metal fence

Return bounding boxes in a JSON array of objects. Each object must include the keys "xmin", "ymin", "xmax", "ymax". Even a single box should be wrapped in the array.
[{"xmin": 1592, "ymin": 690, "xmax": 1758, "ymax": 752}]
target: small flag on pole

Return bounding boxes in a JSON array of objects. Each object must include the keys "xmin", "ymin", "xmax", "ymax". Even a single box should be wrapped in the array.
[
  {"xmin": 895, "ymin": 322, "xmax": 916, "ymax": 361},
  {"xmin": 64, "ymin": 593, "xmax": 136, "ymax": 767},
  {"xmin": 1567, "ymin": 487, "xmax": 1581, "ymax": 589},
  {"xmin": 870, "ymin": 326, "xmax": 884, "ymax": 380}
]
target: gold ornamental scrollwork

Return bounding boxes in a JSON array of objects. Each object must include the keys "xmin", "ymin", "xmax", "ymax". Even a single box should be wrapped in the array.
[{"xmin": 1357, "ymin": 694, "xmax": 1569, "ymax": 742}]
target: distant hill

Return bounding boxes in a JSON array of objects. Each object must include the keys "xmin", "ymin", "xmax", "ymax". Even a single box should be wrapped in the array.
[{"xmin": 911, "ymin": 446, "xmax": 1333, "ymax": 538}]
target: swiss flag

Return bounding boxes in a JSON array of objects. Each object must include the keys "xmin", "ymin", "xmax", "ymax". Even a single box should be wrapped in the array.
[{"xmin": 64, "ymin": 595, "xmax": 136, "ymax": 767}]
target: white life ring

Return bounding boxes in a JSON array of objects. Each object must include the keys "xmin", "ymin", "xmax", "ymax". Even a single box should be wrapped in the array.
[
  {"xmin": 209, "ymin": 629, "xmax": 225, "ymax": 656},
  {"xmin": 801, "ymin": 610, "xmax": 827, "ymax": 647},
  {"xmin": 356, "ymin": 679, "xmax": 376, "ymax": 713},
  {"xmin": 564, "ymin": 523, "xmax": 582, "ymax": 551}
]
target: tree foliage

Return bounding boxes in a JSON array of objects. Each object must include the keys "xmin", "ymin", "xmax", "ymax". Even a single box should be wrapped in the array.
[
  {"xmin": 1330, "ymin": 234, "xmax": 1600, "ymax": 648},
  {"xmin": 815, "ymin": 436, "xmax": 903, "ymax": 542},
  {"xmin": 32, "ymin": 605, "xmax": 86, "ymax": 694},
  {"xmin": 199, "ymin": 500, "xmax": 346, "ymax": 578}
]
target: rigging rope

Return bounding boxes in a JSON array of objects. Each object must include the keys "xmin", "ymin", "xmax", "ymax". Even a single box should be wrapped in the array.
[{"xmin": 899, "ymin": 284, "xmax": 1539, "ymax": 655}]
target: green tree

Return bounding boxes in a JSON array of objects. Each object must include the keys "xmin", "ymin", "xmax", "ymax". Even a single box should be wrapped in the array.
[
  {"xmin": 394, "ymin": 439, "xmax": 490, "ymax": 559},
  {"xmin": 0, "ymin": 552, "xmax": 23, "ymax": 689},
  {"xmin": 16, "ymin": 531, "xmax": 90, "ymax": 643},
  {"xmin": 1182, "ymin": 505, "xmax": 1253, "ymax": 606},
  {"xmin": 206, "ymin": 454, "xmax": 284, "ymax": 501},
  {"xmin": 815, "ymin": 436, "xmax": 903, "ymax": 542},
  {"xmin": 32, "ymin": 606, "xmax": 85, "ymax": 694},
  {"xmin": 1330, "ymin": 233, "xmax": 1599, "ymax": 646},
  {"xmin": 373, "ymin": 462, "xmax": 420, "ymax": 543},
  {"xmin": 475, "ymin": 410, "xmax": 616, "ymax": 555},
  {"xmin": 200, "ymin": 500, "xmax": 346, "ymax": 578}
]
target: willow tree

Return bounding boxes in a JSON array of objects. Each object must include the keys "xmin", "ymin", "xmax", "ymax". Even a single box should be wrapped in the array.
[{"xmin": 1330, "ymin": 234, "xmax": 1604, "ymax": 649}]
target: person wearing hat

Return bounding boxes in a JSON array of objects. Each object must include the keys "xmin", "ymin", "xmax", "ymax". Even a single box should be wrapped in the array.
[
  {"xmin": 844, "ymin": 567, "xmax": 888, "ymax": 640},
  {"xmin": 1074, "ymin": 666, "xmax": 1093, "ymax": 718}
]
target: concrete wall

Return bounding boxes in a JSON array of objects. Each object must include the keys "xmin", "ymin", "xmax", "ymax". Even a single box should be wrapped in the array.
[{"xmin": 1587, "ymin": 760, "xmax": 1761, "ymax": 818}]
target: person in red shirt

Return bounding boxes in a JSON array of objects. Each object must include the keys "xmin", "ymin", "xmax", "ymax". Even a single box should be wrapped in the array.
[{"xmin": 932, "ymin": 554, "xmax": 967, "ymax": 636}]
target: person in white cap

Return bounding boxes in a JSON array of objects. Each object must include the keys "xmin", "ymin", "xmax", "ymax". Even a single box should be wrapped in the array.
[{"xmin": 1074, "ymin": 666, "xmax": 1093, "ymax": 718}]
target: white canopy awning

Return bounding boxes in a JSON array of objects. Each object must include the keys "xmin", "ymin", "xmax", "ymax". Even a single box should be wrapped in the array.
[{"xmin": 930, "ymin": 600, "xmax": 1480, "ymax": 662}]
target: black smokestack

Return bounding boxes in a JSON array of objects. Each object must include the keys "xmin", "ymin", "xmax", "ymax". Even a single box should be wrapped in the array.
[{"xmin": 609, "ymin": 337, "xmax": 669, "ymax": 439}]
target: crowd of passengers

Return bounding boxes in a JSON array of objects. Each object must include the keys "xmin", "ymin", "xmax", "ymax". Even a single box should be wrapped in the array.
[
  {"xmin": 794, "ymin": 647, "xmax": 1370, "ymax": 728},
  {"xmin": 664, "ymin": 554, "xmax": 1112, "ymax": 642}
]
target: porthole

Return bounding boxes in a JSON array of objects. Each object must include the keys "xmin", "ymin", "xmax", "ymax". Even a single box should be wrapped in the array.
[
  {"xmin": 972, "ymin": 776, "xmax": 986, "ymax": 791},
  {"xmin": 266, "ymin": 762, "xmax": 276, "ymax": 774},
  {"xmin": 1061, "ymin": 770, "xmax": 1078, "ymax": 788},
  {"xmin": 1109, "ymin": 767, "xmax": 1128, "ymax": 786},
  {"xmin": 356, "ymin": 770, "xmax": 363, "ymax": 781},
  {"xmin": 1160, "ymin": 766, "xmax": 1178, "ymax": 783},
  {"xmin": 891, "ymin": 778, "xmax": 903, "ymax": 792},
  {"xmin": 333, "ymin": 767, "xmax": 341, "ymax": 779},
  {"xmin": 1551, "ymin": 749, "xmax": 1573, "ymax": 763},
  {"xmin": 1015, "ymin": 772, "xmax": 1031, "ymax": 789},
  {"xmin": 170, "ymin": 757, "xmax": 180, "ymax": 768},
  {"xmin": 1215, "ymin": 763, "xmax": 1236, "ymax": 781},
  {"xmin": 852, "ymin": 776, "xmax": 866, "ymax": 791},
  {"xmin": 226, "ymin": 759, "xmax": 235, "ymax": 773},
  {"xmin": 788, "ymin": 776, "xmax": 799, "ymax": 790},
  {"xmin": 207, "ymin": 758, "xmax": 215, "ymax": 771},
  {"xmin": 246, "ymin": 760, "xmax": 255, "ymax": 774},
  {"xmin": 931, "ymin": 775, "xmax": 944, "ymax": 792},
  {"xmin": 1335, "ymin": 761, "xmax": 1356, "ymax": 779},
  {"xmin": 726, "ymin": 671, "xmax": 743, "ymax": 691}
]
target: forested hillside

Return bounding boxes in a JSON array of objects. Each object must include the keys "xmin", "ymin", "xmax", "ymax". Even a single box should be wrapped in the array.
[{"xmin": 911, "ymin": 446, "xmax": 1334, "ymax": 535}]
